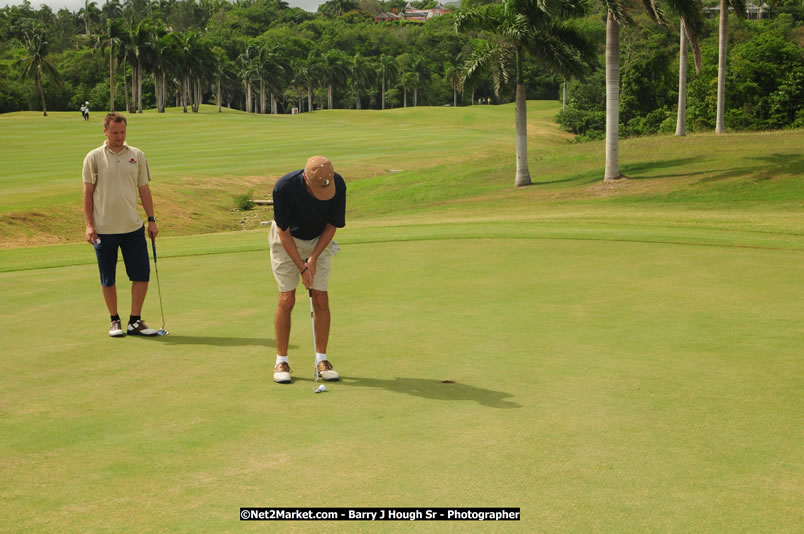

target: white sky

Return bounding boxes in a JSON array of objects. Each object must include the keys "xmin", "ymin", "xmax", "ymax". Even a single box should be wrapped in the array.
[{"xmin": 0, "ymin": 0, "xmax": 322, "ymax": 13}]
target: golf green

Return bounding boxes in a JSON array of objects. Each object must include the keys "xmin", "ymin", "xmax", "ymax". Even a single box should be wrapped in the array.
[{"xmin": 1, "ymin": 224, "xmax": 801, "ymax": 532}]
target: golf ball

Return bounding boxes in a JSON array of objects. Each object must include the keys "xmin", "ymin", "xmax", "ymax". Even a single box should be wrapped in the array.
[{"xmin": 317, "ymin": 384, "xmax": 327, "ymax": 393}]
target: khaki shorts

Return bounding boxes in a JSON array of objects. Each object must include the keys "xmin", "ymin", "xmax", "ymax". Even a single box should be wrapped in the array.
[{"xmin": 268, "ymin": 222, "xmax": 337, "ymax": 293}]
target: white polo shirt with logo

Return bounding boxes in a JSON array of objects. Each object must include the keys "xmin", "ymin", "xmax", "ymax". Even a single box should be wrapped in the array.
[{"xmin": 82, "ymin": 143, "xmax": 151, "ymax": 234}]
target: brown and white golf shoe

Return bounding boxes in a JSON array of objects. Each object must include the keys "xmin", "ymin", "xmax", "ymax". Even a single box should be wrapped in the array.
[
  {"xmin": 317, "ymin": 360, "xmax": 339, "ymax": 381},
  {"xmin": 109, "ymin": 319, "xmax": 125, "ymax": 338},
  {"xmin": 273, "ymin": 362, "xmax": 292, "ymax": 383}
]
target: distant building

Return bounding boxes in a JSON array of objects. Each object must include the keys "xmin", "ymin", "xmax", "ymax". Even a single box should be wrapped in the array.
[
  {"xmin": 374, "ymin": 2, "xmax": 452, "ymax": 23},
  {"xmin": 702, "ymin": 2, "xmax": 772, "ymax": 19}
]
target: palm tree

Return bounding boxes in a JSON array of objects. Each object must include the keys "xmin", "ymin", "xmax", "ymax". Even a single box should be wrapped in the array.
[
  {"xmin": 20, "ymin": 23, "xmax": 63, "ymax": 117},
  {"xmin": 600, "ymin": 0, "xmax": 703, "ymax": 179},
  {"xmin": 676, "ymin": 20, "xmax": 689, "ymax": 135},
  {"xmin": 715, "ymin": 0, "xmax": 746, "ymax": 133},
  {"xmin": 171, "ymin": 31, "xmax": 208, "ymax": 113},
  {"xmin": 409, "ymin": 56, "xmax": 426, "ymax": 107},
  {"xmin": 457, "ymin": 0, "xmax": 594, "ymax": 187},
  {"xmin": 152, "ymin": 30, "xmax": 177, "ymax": 113},
  {"xmin": 238, "ymin": 42, "xmax": 260, "ymax": 113},
  {"xmin": 464, "ymin": 40, "xmax": 510, "ymax": 104},
  {"xmin": 210, "ymin": 46, "xmax": 234, "ymax": 113},
  {"xmin": 445, "ymin": 63, "xmax": 465, "ymax": 107},
  {"xmin": 257, "ymin": 44, "xmax": 289, "ymax": 114},
  {"xmin": 350, "ymin": 53, "xmax": 373, "ymax": 110},
  {"xmin": 96, "ymin": 17, "xmax": 126, "ymax": 111},
  {"xmin": 79, "ymin": 0, "xmax": 102, "ymax": 37},
  {"xmin": 296, "ymin": 52, "xmax": 322, "ymax": 112},
  {"xmin": 101, "ymin": 0, "xmax": 123, "ymax": 21},
  {"xmin": 675, "ymin": 6, "xmax": 704, "ymax": 136},
  {"xmin": 319, "ymin": 50, "xmax": 348, "ymax": 110},
  {"xmin": 399, "ymin": 71, "xmax": 417, "ymax": 108},
  {"xmin": 377, "ymin": 53, "xmax": 398, "ymax": 110},
  {"xmin": 128, "ymin": 18, "xmax": 157, "ymax": 114}
]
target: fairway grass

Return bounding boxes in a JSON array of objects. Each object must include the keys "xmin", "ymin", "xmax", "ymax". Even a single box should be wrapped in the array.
[
  {"xmin": 1, "ymin": 223, "xmax": 803, "ymax": 532},
  {"xmin": 1, "ymin": 103, "xmax": 802, "ymax": 531},
  {"xmin": 0, "ymin": 104, "xmax": 801, "ymax": 248}
]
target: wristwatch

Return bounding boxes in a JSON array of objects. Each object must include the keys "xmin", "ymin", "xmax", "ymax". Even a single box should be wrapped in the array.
[{"xmin": 147, "ymin": 216, "xmax": 156, "ymax": 222}]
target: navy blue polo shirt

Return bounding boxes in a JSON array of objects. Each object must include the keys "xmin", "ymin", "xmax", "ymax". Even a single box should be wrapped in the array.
[{"xmin": 272, "ymin": 169, "xmax": 346, "ymax": 240}]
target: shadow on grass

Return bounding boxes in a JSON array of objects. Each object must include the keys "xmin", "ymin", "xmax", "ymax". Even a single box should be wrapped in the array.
[
  {"xmin": 149, "ymin": 335, "xmax": 278, "ymax": 348},
  {"xmin": 622, "ymin": 157, "xmax": 706, "ymax": 179},
  {"xmin": 693, "ymin": 153, "xmax": 804, "ymax": 184},
  {"xmin": 533, "ymin": 168, "xmax": 603, "ymax": 186},
  {"xmin": 298, "ymin": 376, "xmax": 521, "ymax": 408}
]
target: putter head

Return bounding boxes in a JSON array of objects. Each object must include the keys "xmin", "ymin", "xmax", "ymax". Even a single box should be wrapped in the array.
[{"xmin": 157, "ymin": 329, "xmax": 169, "ymax": 336}]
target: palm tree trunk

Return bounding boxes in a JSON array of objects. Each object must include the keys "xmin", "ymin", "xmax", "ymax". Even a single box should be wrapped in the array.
[
  {"xmin": 382, "ymin": 67, "xmax": 386, "ymax": 110},
  {"xmin": 676, "ymin": 20, "xmax": 688, "ymax": 136},
  {"xmin": 328, "ymin": 84, "xmax": 333, "ymax": 110},
  {"xmin": 217, "ymin": 79, "xmax": 222, "ymax": 112},
  {"xmin": 414, "ymin": 87, "xmax": 418, "ymax": 107},
  {"xmin": 109, "ymin": 48, "xmax": 115, "ymax": 112},
  {"xmin": 193, "ymin": 78, "xmax": 200, "ymax": 112},
  {"xmin": 514, "ymin": 83, "xmax": 531, "ymax": 187},
  {"xmin": 260, "ymin": 80, "xmax": 266, "ymax": 114},
  {"xmin": 308, "ymin": 82, "xmax": 313, "ymax": 112},
  {"xmin": 514, "ymin": 47, "xmax": 531, "ymax": 187},
  {"xmin": 36, "ymin": 73, "xmax": 47, "ymax": 116},
  {"xmin": 183, "ymin": 75, "xmax": 188, "ymax": 113},
  {"xmin": 453, "ymin": 86, "xmax": 457, "ymax": 107},
  {"xmin": 604, "ymin": 12, "xmax": 622, "ymax": 181},
  {"xmin": 562, "ymin": 78, "xmax": 567, "ymax": 110},
  {"xmin": 124, "ymin": 63, "xmax": 131, "ymax": 113},
  {"xmin": 161, "ymin": 72, "xmax": 167, "ymax": 113},
  {"xmin": 155, "ymin": 72, "xmax": 161, "ymax": 113},
  {"xmin": 716, "ymin": 0, "xmax": 728, "ymax": 134},
  {"xmin": 356, "ymin": 87, "xmax": 361, "ymax": 110},
  {"xmin": 137, "ymin": 62, "xmax": 143, "ymax": 113}
]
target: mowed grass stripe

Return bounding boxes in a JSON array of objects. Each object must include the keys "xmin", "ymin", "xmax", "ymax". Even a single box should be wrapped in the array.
[{"xmin": 2, "ymin": 217, "xmax": 803, "ymax": 274}]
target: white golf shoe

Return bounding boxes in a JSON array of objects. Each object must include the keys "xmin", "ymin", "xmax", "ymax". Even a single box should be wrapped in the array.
[
  {"xmin": 273, "ymin": 362, "xmax": 292, "ymax": 383},
  {"xmin": 109, "ymin": 319, "xmax": 125, "ymax": 337},
  {"xmin": 317, "ymin": 360, "xmax": 339, "ymax": 381},
  {"xmin": 127, "ymin": 319, "xmax": 159, "ymax": 336}
]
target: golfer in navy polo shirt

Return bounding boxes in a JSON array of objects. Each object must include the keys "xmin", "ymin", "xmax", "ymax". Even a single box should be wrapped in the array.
[{"xmin": 268, "ymin": 155, "xmax": 346, "ymax": 384}]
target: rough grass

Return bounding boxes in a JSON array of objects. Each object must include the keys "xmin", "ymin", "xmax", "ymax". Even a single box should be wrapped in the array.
[{"xmin": 2, "ymin": 104, "xmax": 800, "ymax": 249}]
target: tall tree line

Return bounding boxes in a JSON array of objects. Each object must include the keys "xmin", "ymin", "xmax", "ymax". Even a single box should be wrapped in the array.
[{"xmin": 1, "ymin": 0, "xmax": 801, "ymax": 187}]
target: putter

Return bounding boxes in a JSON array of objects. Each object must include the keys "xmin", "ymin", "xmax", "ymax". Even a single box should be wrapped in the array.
[
  {"xmin": 309, "ymin": 287, "xmax": 321, "ymax": 391},
  {"xmin": 305, "ymin": 259, "xmax": 321, "ymax": 392},
  {"xmin": 149, "ymin": 233, "xmax": 169, "ymax": 336}
]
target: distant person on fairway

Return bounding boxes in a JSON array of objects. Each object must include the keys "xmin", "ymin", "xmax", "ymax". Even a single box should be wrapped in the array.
[
  {"xmin": 83, "ymin": 112, "xmax": 160, "ymax": 337},
  {"xmin": 81, "ymin": 101, "xmax": 90, "ymax": 121},
  {"xmin": 269, "ymin": 155, "xmax": 346, "ymax": 384}
]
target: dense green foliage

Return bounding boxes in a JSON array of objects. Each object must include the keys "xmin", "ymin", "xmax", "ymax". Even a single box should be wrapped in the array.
[
  {"xmin": 0, "ymin": 0, "xmax": 800, "ymax": 136},
  {"xmin": 0, "ymin": 0, "xmax": 562, "ymax": 114},
  {"xmin": 557, "ymin": 10, "xmax": 804, "ymax": 138}
]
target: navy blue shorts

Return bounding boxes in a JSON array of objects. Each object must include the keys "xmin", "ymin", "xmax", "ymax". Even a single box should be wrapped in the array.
[{"xmin": 94, "ymin": 225, "xmax": 150, "ymax": 287}]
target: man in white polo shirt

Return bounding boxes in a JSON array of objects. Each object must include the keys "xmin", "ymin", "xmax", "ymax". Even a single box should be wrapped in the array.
[{"xmin": 83, "ymin": 112, "xmax": 160, "ymax": 337}]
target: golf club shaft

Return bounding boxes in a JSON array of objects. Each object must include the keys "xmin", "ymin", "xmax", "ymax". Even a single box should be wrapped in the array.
[
  {"xmin": 150, "ymin": 234, "xmax": 167, "ymax": 331},
  {"xmin": 305, "ymin": 258, "xmax": 319, "ymax": 385}
]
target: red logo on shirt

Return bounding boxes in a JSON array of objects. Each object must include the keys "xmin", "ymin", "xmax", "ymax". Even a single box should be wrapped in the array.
[{"xmin": 129, "ymin": 158, "xmax": 137, "ymax": 164}]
